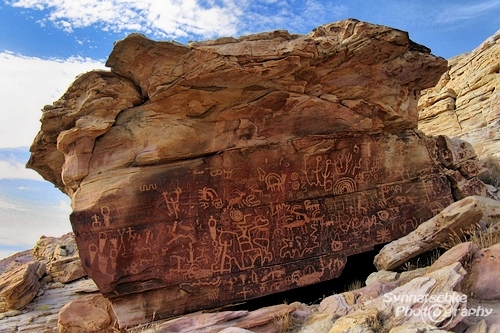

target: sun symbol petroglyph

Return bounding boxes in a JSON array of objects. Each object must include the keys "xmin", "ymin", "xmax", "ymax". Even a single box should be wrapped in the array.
[{"xmin": 376, "ymin": 228, "xmax": 391, "ymax": 243}]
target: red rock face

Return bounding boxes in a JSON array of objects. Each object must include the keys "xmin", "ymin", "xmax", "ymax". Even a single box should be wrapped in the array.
[
  {"xmin": 69, "ymin": 130, "xmax": 456, "ymax": 325},
  {"xmin": 27, "ymin": 19, "xmax": 489, "ymax": 327}
]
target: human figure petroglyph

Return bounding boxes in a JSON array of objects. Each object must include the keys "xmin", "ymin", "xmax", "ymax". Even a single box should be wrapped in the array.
[
  {"xmin": 334, "ymin": 152, "xmax": 353, "ymax": 175},
  {"xmin": 161, "ymin": 187, "xmax": 182, "ymax": 219},
  {"xmin": 91, "ymin": 214, "xmax": 101, "ymax": 228},
  {"xmin": 355, "ymin": 157, "xmax": 383, "ymax": 183},
  {"xmin": 90, "ymin": 206, "xmax": 112, "ymax": 229},
  {"xmin": 213, "ymin": 230, "xmax": 238, "ymax": 273},
  {"xmin": 99, "ymin": 232, "xmax": 107, "ymax": 253},
  {"xmin": 301, "ymin": 155, "xmax": 334, "ymax": 191},
  {"xmin": 208, "ymin": 212, "xmax": 273, "ymax": 273},
  {"xmin": 248, "ymin": 216, "xmax": 272, "ymax": 263},
  {"xmin": 101, "ymin": 206, "xmax": 111, "ymax": 226},
  {"xmin": 89, "ymin": 243, "xmax": 98, "ymax": 265}
]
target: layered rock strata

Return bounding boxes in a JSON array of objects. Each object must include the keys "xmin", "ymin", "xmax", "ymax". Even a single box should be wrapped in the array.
[
  {"xmin": 418, "ymin": 29, "xmax": 500, "ymax": 159},
  {"xmin": 27, "ymin": 19, "xmax": 489, "ymax": 327}
]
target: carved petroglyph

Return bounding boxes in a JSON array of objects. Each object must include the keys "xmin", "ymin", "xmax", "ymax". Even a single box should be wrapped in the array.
[
  {"xmin": 198, "ymin": 187, "xmax": 224, "ymax": 209},
  {"xmin": 71, "ymin": 133, "xmax": 456, "ymax": 311},
  {"xmin": 257, "ymin": 168, "xmax": 287, "ymax": 192},
  {"xmin": 161, "ymin": 187, "xmax": 183, "ymax": 219},
  {"xmin": 139, "ymin": 183, "xmax": 157, "ymax": 191}
]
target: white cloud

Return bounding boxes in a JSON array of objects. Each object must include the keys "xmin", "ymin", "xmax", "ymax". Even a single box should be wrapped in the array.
[
  {"xmin": 0, "ymin": 160, "xmax": 44, "ymax": 180},
  {"xmin": 7, "ymin": 0, "xmax": 349, "ymax": 41},
  {"xmin": 0, "ymin": 198, "xmax": 25, "ymax": 211},
  {"xmin": 0, "ymin": 197, "xmax": 73, "ymax": 254},
  {"xmin": 0, "ymin": 51, "xmax": 105, "ymax": 148},
  {"xmin": 10, "ymin": 0, "xmax": 243, "ymax": 39},
  {"xmin": 57, "ymin": 199, "xmax": 72, "ymax": 214}
]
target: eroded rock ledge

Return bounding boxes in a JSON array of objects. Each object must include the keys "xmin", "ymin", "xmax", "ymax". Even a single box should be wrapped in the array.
[{"xmin": 26, "ymin": 19, "xmax": 490, "ymax": 327}]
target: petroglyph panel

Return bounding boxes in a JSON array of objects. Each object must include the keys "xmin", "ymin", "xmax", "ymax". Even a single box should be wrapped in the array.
[{"xmin": 71, "ymin": 131, "xmax": 454, "ymax": 306}]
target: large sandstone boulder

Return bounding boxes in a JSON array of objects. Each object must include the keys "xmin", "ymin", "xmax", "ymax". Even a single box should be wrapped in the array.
[
  {"xmin": 374, "ymin": 196, "xmax": 500, "ymax": 271},
  {"xmin": 418, "ymin": 29, "xmax": 500, "ymax": 159},
  {"xmin": 58, "ymin": 294, "xmax": 115, "ymax": 333},
  {"xmin": 27, "ymin": 19, "xmax": 491, "ymax": 327},
  {"xmin": 0, "ymin": 261, "xmax": 45, "ymax": 311},
  {"xmin": 34, "ymin": 233, "xmax": 87, "ymax": 284}
]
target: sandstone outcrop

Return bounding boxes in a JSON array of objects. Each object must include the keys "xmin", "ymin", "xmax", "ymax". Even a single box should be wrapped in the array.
[
  {"xmin": 26, "ymin": 19, "xmax": 492, "ymax": 327},
  {"xmin": 418, "ymin": 29, "xmax": 500, "ymax": 159}
]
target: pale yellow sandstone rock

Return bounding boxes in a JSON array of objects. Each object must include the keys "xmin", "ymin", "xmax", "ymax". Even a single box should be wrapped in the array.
[
  {"xmin": 48, "ymin": 256, "xmax": 86, "ymax": 284},
  {"xmin": 0, "ymin": 261, "xmax": 45, "ymax": 311},
  {"xmin": 365, "ymin": 270, "xmax": 398, "ymax": 285},
  {"xmin": 418, "ymin": 29, "xmax": 500, "ymax": 159},
  {"xmin": 327, "ymin": 307, "xmax": 379, "ymax": 333},
  {"xmin": 297, "ymin": 313, "xmax": 334, "ymax": 333}
]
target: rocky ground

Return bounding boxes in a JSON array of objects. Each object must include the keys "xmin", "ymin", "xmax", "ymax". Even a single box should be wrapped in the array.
[{"xmin": 2, "ymin": 193, "xmax": 500, "ymax": 333}]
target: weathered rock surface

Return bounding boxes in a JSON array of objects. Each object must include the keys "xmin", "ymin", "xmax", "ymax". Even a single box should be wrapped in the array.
[
  {"xmin": 0, "ymin": 261, "xmax": 45, "ymax": 311},
  {"xmin": 26, "ymin": 18, "xmax": 496, "ymax": 327},
  {"xmin": 427, "ymin": 241, "xmax": 478, "ymax": 273},
  {"xmin": 0, "ymin": 278, "xmax": 99, "ymax": 333},
  {"xmin": 58, "ymin": 294, "xmax": 115, "ymax": 333},
  {"xmin": 418, "ymin": 29, "xmax": 500, "ymax": 159},
  {"xmin": 468, "ymin": 243, "xmax": 500, "ymax": 300}
]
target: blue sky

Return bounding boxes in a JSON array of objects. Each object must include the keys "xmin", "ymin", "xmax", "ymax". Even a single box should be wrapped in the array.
[{"xmin": 0, "ymin": 0, "xmax": 499, "ymax": 259}]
